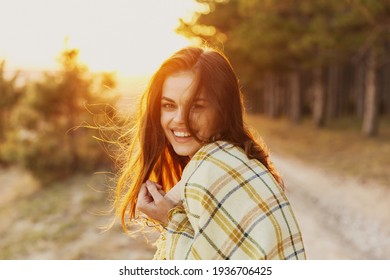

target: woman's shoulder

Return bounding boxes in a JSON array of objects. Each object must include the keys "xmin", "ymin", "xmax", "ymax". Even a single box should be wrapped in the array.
[
  {"xmin": 180, "ymin": 140, "xmax": 283, "ymax": 202},
  {"xmin": 182, "ymin": 141, "xmax": 264, "ymax": 181},
  {"xmin": 191, "ymin": 141, "xmax": 250, "ymax": 166},
  {"xmin": 192, "ymin": 141, "xmax": 242, "ymax": 161}
]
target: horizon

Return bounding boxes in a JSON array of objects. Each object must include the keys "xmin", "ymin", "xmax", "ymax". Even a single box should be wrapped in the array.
[{"xmin": 2, "ymin": 67, "xmax": 151, "ymax": 99}]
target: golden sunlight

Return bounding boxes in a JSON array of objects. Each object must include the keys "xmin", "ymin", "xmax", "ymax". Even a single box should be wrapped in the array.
[{"xmin": 0, "ymin": 0, "xmax": 202, "ymax": 76}]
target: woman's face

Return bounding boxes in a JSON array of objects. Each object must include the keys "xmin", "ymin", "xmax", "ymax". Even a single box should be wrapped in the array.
[{"xmin": 160, "ymin": 71, "xmax": 219, "ymax": 157}]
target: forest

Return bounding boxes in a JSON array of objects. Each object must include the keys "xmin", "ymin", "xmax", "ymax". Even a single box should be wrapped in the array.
[
  {"xmin": 178, "ymin": 0, "xmax": 390, "ymax": 137},
  {"xmin": 0, "ymin": 48, "xmax": 120, "ymax": 184}
]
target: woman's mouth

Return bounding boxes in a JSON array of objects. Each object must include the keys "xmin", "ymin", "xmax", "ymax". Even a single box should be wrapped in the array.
[
  {"xmin": 173, "ymin": 130, "xmax": 191, "ymax": 138},
  {"xmin": 171, "ymin": 130, "xmax": 193, "ymax": 143}
]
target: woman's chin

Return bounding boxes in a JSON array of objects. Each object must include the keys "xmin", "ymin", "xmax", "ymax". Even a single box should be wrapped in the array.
[{"xmin": 171, "ymin": 141, "xmax": 201, "ymax": 158}]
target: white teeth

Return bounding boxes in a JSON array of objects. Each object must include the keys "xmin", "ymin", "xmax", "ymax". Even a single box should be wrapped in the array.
[{"xmin": 173, "ymin": 131, "xmax": 191, "ymax": 137}]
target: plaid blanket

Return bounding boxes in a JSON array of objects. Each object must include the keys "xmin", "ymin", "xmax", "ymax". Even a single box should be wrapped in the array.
[{"xmin": 154, "ymin": 141, "xmax": 306, "ymax": 260}]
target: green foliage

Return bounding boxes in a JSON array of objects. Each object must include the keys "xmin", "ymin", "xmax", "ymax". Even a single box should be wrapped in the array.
[
  {"xmin": 0, "ymin": 61, "xmax": 24, "ymax": 148},
  {"xmin": 0, "ymin": 48, "xmax": 121, "ymax": 185},
  {"xmin": 178, "ymin": 0, "xmax": 390, "ymax": 76},
  {"xmin": 177, "ymin": 0, "xmax": 390, "ymax": 134}
]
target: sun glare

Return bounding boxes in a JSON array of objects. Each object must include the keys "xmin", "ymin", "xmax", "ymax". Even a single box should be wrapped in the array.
[{"xmin": 0, "ymin": 0, "xmax": 202, "ymax": 76}]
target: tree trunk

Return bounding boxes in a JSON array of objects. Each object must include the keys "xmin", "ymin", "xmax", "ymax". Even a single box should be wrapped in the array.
[
  {"xmin": 313, "ymin": 67, "xmax": 326, "ymax": 127},
  {"xmin": 280, "ymin": 75, "xmax": 288, "ymax": 117},
  {"xmin": 264, "ymin": 72, "xmax": 277, "ymax": 117},
  {"xmin": 378, "ymin": 59, "xmax": 390, "ymax": 115},
  {"xmin": 354, "ymin": 62, "xmax": 366, "ymax": 118},
  {"xmin": 338, "ymin": 64, "xmax": 351, "ymax": 117},
  {"xmin": 272, "ymin": 74, "xmax": 283, "ymax": 118},
  {"xmin": 362, "ymin": 50, "xmax": 379, "ymax": 137},
  {"xmin": 326, "ymin": 64, "xmax": 341, "ymax": 120},
  {"xmin": 289, "ymin": 71, "xmax": 301, "ymax": 123},
  {"xmin": 0, "ymin": 111, "xmax": 4, "ymax": 143}
]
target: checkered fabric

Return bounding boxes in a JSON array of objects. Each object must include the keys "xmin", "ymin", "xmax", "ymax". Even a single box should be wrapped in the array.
[{"xmin": 154, "ymin": 141, "xmax": 306, "ymax": 260}]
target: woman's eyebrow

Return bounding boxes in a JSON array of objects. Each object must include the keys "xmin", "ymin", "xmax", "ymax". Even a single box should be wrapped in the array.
[
  {"xmin": 161, "ymin": 96, "xmax": 175, "ymax": 102},
  {"xmin": 194, "ymin": 97, "xmax": 208, "ymax": 102},
  {"xmin": 161, "ymin": 96, "xmax": 207, "ymax": 103}
]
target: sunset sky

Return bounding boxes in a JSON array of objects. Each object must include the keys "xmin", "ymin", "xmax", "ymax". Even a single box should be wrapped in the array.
[{"xmin": 0, "ymin": 0, "xmax": 204, "ymax": 76}]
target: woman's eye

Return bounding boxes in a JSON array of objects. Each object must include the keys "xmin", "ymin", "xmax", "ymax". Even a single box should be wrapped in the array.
[
  {"xmin": 162, "ymin": 103, "xmax": 174, "ymax": 109},
  {"xmin": 191, "ymin": 104, "xmax": 204, "ymax": 111}
]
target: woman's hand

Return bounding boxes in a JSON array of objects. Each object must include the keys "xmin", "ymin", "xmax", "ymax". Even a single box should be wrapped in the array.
[{"xmin": 136, "ymin": 180, "xmax": 177, "ymax": 226}]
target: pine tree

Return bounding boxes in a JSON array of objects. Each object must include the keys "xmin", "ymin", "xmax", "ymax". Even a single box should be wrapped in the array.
[{"xmin": 2, "ymin": 48, "xmax": 119, "ymax": 184}]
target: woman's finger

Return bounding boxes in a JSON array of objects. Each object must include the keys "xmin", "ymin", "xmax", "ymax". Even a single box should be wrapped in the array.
[
  {"xmin": 146, "ymin": 180, "xmax": 166, "ymax": 197},
  {"xmin": 146, "ymin": 180, "xmax": 163, "ymax": 189},
  {"xmin": 137, "ymin": 183, "xmax": 153, "ymax": 209},
  {"xmin": 146, "ymin": 183, "xmax": 164, "ymax": 204}
]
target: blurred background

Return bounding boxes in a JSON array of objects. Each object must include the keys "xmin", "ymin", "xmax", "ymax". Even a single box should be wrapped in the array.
[{"xmin": 0, "ymin": 0, "xmax": 389, "ymax": 260}]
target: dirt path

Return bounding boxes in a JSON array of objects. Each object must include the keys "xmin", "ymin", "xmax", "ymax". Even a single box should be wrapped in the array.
[{"xmin": 272, "ymin": 154, "xmax": 390, "ymax": 259}]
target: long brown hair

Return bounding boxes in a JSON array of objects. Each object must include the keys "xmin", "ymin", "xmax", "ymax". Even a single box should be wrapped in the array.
[{"xmin": 115, "ymin": 46, "xmax": 283, "ymax": 231}]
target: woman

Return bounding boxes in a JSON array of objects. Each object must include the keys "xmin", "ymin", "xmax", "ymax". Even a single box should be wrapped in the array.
[{"xmin": 114, "ymin": 46, "xmax": 306, "ymax": 260}]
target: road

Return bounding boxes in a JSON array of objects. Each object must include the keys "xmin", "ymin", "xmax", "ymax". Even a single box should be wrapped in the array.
[{"xmin": 273, "ymin": 154, "xmax": 390, "ymax": 259}]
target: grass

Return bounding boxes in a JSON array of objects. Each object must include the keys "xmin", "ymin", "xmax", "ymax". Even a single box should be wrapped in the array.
[
  {"xmin": 0, "ymin": 172, "xmax": 157, "ymax": 260},
  {"xmin": 247, "ymin": 114, "xmax": 390, "ymax": 187}
]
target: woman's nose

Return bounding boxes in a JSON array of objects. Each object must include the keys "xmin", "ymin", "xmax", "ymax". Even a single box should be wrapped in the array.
[{"xmin": 173, "ymin": 108, "xmax": 185, "ymax": 123}]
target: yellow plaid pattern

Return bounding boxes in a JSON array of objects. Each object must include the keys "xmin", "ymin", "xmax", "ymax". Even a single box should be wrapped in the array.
[{"xmin": 154, "ymin": 141, "xmax": 306, "ymax": 260}]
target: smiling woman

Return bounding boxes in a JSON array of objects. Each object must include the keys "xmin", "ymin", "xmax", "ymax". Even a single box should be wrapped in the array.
[
  {"xmin": 114, "ymin": 46, "xmax": 306, "ymax": 260},
  {"xmin": 160, "ymin": 71, "xmax": 221, "ymax": 157},
  {"xmin": 0, "ymin": 0, "xmax": 201, "ymax": 76}
]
